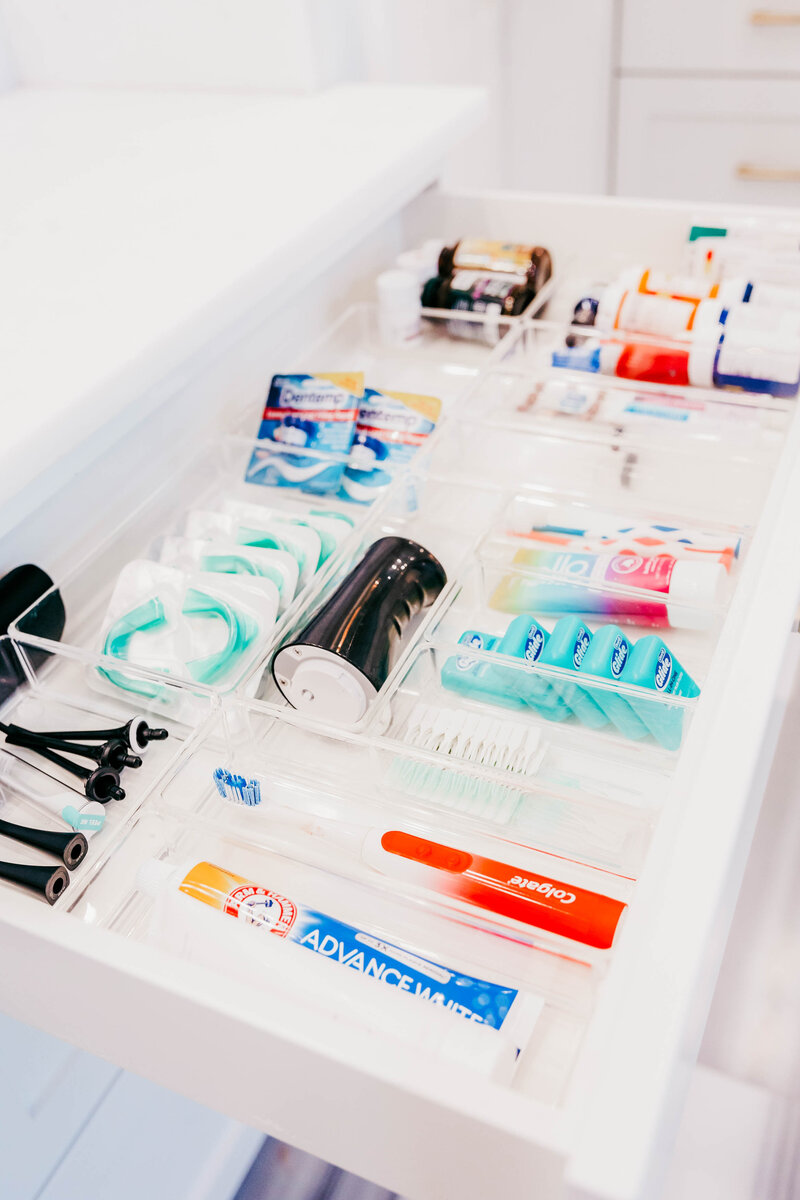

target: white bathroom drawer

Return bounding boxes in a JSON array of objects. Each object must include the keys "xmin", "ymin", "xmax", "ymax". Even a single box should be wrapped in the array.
[
  {"xmin": 621, "ymin": 0, "xmax": 800, "ymax": 73},
  {"xmin": 2, "ymin": 188, "xmax": 800, "ymax": 1200},
  {"xmin": 616, "ymin": 78, "xmax": 800, "ymax": 205}
]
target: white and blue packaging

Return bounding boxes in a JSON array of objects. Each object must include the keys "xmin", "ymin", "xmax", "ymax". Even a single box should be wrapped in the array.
[
  {"xmin": 340, "ymin": 387, "xmax": 441, "ymax": 504},
  {"xmin": 246, "ymin": 372, "xmax": 363, "ymax": 496}
]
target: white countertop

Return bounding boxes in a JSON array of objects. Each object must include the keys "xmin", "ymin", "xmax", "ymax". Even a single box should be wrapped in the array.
[{"xmin": 0, "ymin": 83, "xmax": 482, "ymax": 533}]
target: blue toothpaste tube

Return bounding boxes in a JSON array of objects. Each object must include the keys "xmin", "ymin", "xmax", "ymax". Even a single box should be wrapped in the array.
[
  {"xmin": 340, "ymin": 388, "xmax": 441, "ymax": 505},
  {"xmin": 246, "ymin": 372, "xmax": 363, "ymax": 495},
  {"xmin": 155, "ymin": 859, "xmax": 525, "ymax": 1033},
  {"xmin": 621, "ymin": 635, "xmax": 700, "ymax": 750}
]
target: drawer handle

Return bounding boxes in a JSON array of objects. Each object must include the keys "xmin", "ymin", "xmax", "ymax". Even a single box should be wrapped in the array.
[
  {"xmin": 736, "ymin": 163, "xmax": 800, "ymax": 182},
  {"xmin": 750, "ymin": 9, "xmax": 800, "ymax": 23}
]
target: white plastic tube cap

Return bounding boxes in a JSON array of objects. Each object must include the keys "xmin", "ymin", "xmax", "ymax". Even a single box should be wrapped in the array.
[{"xmin": 668, "ymin": 559, "xmax": 726, "ymax": 629}]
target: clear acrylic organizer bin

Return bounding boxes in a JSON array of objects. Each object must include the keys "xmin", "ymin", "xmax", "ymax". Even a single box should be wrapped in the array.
[
  {"xmin": 151, "ymin": 705, "xmax": 633, "ymax": 961},
  {"xmin": 0, "ymin": 638, "xmax": 213, "ymax": 911},
  {"xmin": 417, "ymin": 404, "xmax": 779, "ymax": 529},
  {"xmin": 66, "ymin": 806, "xmax": 594, "ymax": 1104},
  {"xmin": 8, "ymin": 434, "xmax": 414, "ymax": 709},
  {"xmin": 214, "ymin": 693, "xmax": 654, "ymax": 878},
  {"xmin": 491, "ymin": 315, "xmax": 800, "ymax": 406},
  {"xmin": 230, "ymin": 302, "xmax": 545, "ymax": 437}
]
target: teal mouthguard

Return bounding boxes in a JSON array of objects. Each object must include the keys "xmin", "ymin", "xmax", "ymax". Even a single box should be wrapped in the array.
[
  {"xmin": 98, "ymin": 596, "xmax": 171, "ymax": 700},
  {"xmin": 200, "ymin": 553, "xmax": 286, "ymax": 601},
  {"xmin": 182, "ymin": 588, "xmax": 259, "ymax": 685},
  {"xmin": 236, "ymin": 525, "xmax": 307, "ymax": 575}
]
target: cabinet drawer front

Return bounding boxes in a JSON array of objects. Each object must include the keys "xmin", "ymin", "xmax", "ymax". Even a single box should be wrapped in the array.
[
  {"xmin": 617, "ymin": 78, "xmax": 800, "ymax": 205},
  {"xmin": 622, "ymin": 0, "xmax": 800, "ymax": 72}
]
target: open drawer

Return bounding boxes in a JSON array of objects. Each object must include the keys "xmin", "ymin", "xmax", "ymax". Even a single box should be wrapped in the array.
[{"xmin": 3, "ymin": 188, "xmax": 800, "ymax": 1200}]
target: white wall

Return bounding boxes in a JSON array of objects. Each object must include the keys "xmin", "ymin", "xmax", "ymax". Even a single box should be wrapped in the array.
[
  {"xmin": 359, "ymin": 0, "xmax": 615, "ymax": 194},
  {"xmin": 0, "ymin": 0, "xmax": 362, "ymax": 92}
]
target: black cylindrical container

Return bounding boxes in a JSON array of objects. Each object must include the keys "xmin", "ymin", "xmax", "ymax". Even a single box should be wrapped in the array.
[
  {"xmin": 272, "ymin": 536, "xmax": 446, "ymax": 725},
  {"xmin": 0, "ymin": 565, "xmax": 66, "ymax": 704}
]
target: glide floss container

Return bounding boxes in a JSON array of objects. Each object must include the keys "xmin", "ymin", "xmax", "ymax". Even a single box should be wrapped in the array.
[
  {"xmin": 534, "ymin": 617, "xmax": 608, "ymax": 730},
  {"xmin": 621, "ymin": 635, "xmax": 700, "ymax": 751},
  {"xmin": 577, "ymin": 625, "xmax": 649, "ymax": 742},
  {"xmin": 440, "ymin": 630, "xmax": 529, "ymax": 711},
  {"xmin": 158, "ymin": 537, "xmax": 300, "ymax": 615},
  {"xmin": 273, "ymin": 537, "xmax": 447, "ymax": 726},
  {"xmin": 494, "ymin": 615, "xmax": 572, "ymax": 721},
  {"xmin": 245, "ymin": 372, "xmax": 363, "ymax": 496},
  {"xmin": 221, "ymin": 499, "xmax": 354, "ymax": 565}
]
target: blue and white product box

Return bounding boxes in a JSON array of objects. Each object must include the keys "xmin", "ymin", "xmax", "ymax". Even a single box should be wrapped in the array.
[{"xmin": 246, "ymin": 372, "xmax": 363, "ymax": 496}]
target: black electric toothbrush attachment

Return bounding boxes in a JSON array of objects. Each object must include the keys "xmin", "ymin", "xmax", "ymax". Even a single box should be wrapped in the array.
[
  {"xmin": 0, "ymin": 859, "xmax": 69, "ymax": 904},
  {"xmin": 272, "ymin": 536, "xmax": 446, "ymax": 726},
  {"xmin": 30, "ymin": 716, "xmax": 168, "ymax": 755},
  {"xmin": 2, "ymin": 725, "xmax": 141, "ymax": 770},
  {"xmin": 0, "ymin": 815, "xmax": 87, "ymax": 868}
]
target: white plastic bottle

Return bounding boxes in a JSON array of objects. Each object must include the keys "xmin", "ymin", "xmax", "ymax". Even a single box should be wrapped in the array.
[{"xmin": 376, "ymin": 268, "xmax": 422, "ymax": 347}]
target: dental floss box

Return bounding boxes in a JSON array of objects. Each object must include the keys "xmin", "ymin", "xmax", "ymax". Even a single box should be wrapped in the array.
[{"xmin": 247, "ymin": 372, "xmax": 363, "ymax": 495}]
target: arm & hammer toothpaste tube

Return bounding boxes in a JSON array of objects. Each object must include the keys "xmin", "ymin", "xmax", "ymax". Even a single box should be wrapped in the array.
[{"xmin": 137, "ymin": 858, "xmax": 543, "ymax": 1077}]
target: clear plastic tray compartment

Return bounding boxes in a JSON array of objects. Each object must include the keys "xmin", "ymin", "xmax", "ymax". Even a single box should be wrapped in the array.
[
  {"xmin": 363, "ymin": 642, "xmax": 659, "ymax": 872},
  {"xmin": 0, "ymin": 638, "xmax": 209, "ymax": 911},
  {"xmin": 497, "ymin": 317, "xmax": 800, "ymax": 404},
  {"xmin": 426, "ymin": 559, "xmax": 714, "ymax": 745},
  {"xmin": 461, "ymin": 357, "xmax": 791, "ymax": 460},
  {"xmin": 423, "ymin": 410, "xmax": 779, "ymax": 530},
  {"xmin": 489, "ymin": 491, "xmax": 748, "ymax": 574},
  {"xmin": 156, "ymin": 706, "xmax": 633, "ymax": 961},
  {"xmin": 238, "ymin": 304, "xmax": 523, "ymax": 425},
  {"xmin": 239, "ymin": 474, "xmax": 509, "ymax": 713},
  {"xmin": 73, "ymin": 809, "xmax": 593, "ymax": 1105},
  {"xmin": 10, "ymin": 436, "xmax": 381, "ymax": 702}
]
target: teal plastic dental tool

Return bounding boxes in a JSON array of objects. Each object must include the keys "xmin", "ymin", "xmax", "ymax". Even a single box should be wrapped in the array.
[
  {"xmin": 200, "ymin": 552, "xmax": 288, "ymax": 602},
  {"xmin": 98, "ymin": 597, "xmax": 171, "ymax": 700},
  {"xmin": 182, "ymin": 588, "xmax": 258, "ymax": 685}
]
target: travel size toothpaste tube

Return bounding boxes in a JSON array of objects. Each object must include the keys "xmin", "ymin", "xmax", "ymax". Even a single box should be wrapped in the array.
[
  {"xmin": 491, "ymin": 548, "xmax": 725, "ymax": 631},
  {"xmin": 148, "ymin": 860, "xmax": 525, "ymax": 1031}
]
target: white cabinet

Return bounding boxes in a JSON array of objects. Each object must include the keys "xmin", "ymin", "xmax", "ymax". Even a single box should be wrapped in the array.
[
  {"xmin": 617, "ymin": 0, "xmax": 800, "ymax": 202},
  {"xmin": 616, "ymin": 78, "xmax": 800, "ymax": 205},
  {"xmin": 621, "ymin": 0, "xmax": 800, "ymax": 74},
  {"xmin": 1, "ymin": 184, "xmax": 800, "ymax": 1200}
]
